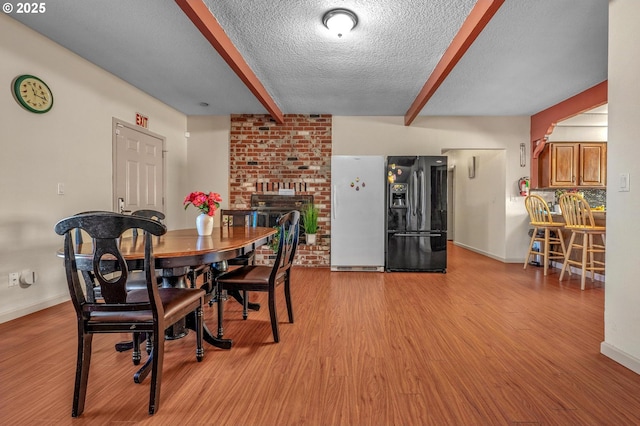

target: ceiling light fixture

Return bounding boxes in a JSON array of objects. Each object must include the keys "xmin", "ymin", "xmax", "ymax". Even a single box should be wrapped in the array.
[{"xmin": 322, "ymin": 8, "xmax": 358, "ymax": 38}]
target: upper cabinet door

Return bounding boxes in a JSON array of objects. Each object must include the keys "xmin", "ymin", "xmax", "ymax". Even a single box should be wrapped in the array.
[
  {"xmin": 550, "ymin": 143, "xmax": 579, "ymax": 187},
  {"xmin": 539, "ymin": 142, "xmax": 607, "ymax": 188},
  {"xmin": 580, "ymin": 143, "xmax": 607, "ymax": 187}
]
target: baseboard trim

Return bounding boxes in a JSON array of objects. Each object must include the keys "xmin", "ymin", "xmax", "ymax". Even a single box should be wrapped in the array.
[
  {"xmin": 601, "ymin": 342, "xmax": 640, "ymax": 375},
  {"xmin": 0, "ymin": 294, "xmax": 69, "ymax": 324},
  {"xmin": 453, "ymin": 242, "xmax": 507, "ymax": 263}
]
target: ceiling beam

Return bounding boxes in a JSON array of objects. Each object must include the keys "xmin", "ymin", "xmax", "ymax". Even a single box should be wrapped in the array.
[
  {"xmin": 404, "ymin": 0, "xmax": 505, "ymax": 126},
  {"xmin": 175, "ymin": 0, "xmax": 285, "ymax": 124},
  {"xmin": 530, "ymin": 80, "xmax": 608, "ymax": 148}
]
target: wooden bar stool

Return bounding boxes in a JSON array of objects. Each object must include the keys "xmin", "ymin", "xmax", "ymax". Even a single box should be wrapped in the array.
[
  {"xmin": 524, "ymin": 194, "xmax": 567, "ymax": 276},
  {"xmin": 558, "ymin": 193, "xmax": 606, "ymax": 290}
]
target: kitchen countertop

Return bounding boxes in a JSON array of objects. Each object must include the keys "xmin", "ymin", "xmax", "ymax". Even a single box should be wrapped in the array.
[{"xmin": 549, "ymin": 210, "xmax": 605, "ymax": 223}]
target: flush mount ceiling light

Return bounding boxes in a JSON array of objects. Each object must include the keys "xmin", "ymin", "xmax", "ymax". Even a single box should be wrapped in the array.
[{"xmin": 322, "ymin": 8, "xmax": 358, "ymax": 38}]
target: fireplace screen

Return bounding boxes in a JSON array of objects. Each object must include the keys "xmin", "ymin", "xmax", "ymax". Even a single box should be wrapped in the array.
[{"xmin": 250, "ymin": 194, "xmax": 313, "ymax": 241}]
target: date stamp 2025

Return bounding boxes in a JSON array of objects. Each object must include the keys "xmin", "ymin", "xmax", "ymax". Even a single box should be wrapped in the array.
[{"xmin": 3, "ymin": 2, "xmax": 47, "ymax": 14}]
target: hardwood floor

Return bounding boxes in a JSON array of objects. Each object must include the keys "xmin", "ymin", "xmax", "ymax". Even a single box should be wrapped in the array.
[{"xmin": 1, "ymin": 243, "xmax": 639, "ymax": 425}]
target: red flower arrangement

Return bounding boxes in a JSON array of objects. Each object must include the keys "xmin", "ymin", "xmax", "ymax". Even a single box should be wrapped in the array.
[{"xmin": 183, "ymin": 191, "xmax": 222, "ymax": 216}]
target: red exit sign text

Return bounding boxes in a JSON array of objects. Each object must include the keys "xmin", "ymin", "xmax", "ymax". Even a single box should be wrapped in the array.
[{"xmin": 136, "ymin": 113, "xmax": 149, "ymax": 128}]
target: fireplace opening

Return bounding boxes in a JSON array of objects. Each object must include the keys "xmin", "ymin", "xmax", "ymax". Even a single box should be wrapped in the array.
[{"xmin": 250, "ymin": 194, "xmax": 313, "ymax": 243}]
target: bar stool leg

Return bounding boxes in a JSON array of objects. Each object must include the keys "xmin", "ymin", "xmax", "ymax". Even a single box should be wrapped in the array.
[
  {"xmin": 581, "ymin": 232, "xmax": 588, "ymax": 291},
  {"xmin": 557, "ymin": 229, "xmax": 570, "ymax": 276},
  {"xmin": 560, "ymin": 231, "xmax": 576, "ymax": 282},
  {"xmin": 543, "ymin": 228, "xmax": 550, "ymax": 276},
  {"xmin": 524, "ymin": 227, "xmax": 537, "ymax": 270}
]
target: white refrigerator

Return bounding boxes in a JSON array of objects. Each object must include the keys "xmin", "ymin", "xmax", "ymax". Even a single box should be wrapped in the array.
[{"xmin": 331, "ymin": 156, "xmax": 385, "ymax": 271}]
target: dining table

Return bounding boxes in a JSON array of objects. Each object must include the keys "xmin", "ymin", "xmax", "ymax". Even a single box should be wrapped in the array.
[{"xmin": 62, "ymin": 225, "xmax": 277, "ymax": 350}]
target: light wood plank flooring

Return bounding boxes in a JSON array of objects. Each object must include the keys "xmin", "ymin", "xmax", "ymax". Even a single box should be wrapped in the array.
[{"xmin": 1, "ymin": 243, "xmax": 639, "ymax": 425}]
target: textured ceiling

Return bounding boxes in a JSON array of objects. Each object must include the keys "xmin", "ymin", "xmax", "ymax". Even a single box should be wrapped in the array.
[{"xmin": 8, "ymin": 0, "xmax": 608, "ymax": 118}]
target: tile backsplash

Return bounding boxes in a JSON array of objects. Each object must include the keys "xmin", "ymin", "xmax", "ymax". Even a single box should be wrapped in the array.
[{"xmin": 532, "ymin": 188, "xmax": 606, "ymax": 208}]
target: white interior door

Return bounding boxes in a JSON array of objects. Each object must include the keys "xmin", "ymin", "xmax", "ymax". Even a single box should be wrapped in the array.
[{"xmin": 113, "ymin": 120, "xmax": 165, "ymax": 214}]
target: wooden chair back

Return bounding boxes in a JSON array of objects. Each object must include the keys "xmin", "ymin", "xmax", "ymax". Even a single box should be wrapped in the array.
[
  {"xmin": 524, "ymin": 194, "xmax": 555, "ymax": 225},
  {"xmin": 270, "ymin": 210, "xmax": 300, "ymax": 282},
  {"xmin": 558, "ymin": 193, "xmax": 596, "ymax": 229},
  {"xmin": 55, "ymin": 212, "xmax": 167, "ymax": 312}
]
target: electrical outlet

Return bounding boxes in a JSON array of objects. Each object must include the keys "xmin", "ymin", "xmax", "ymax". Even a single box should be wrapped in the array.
[{"xmin": 8, "ymin": 273, "xmax": 19, "ymax": 287}]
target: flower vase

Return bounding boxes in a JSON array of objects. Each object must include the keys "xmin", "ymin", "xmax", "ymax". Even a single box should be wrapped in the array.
[{"xmin": 196, "ymin": 214, "xmax": 213, "ymax": 236}]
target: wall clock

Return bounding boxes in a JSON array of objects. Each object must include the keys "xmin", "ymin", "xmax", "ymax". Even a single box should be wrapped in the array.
[{"xmin": 12, "ymin": 74, "xmax": 54, "ymax": 113}]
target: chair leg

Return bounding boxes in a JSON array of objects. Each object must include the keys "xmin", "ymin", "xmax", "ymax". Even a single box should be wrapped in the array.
[
  {"xmin": 588, "ymin": 234, "xmax": 596, "ymax": 283},
  {"xmin": 523, "ymin": 228, "xmax": 537, "ymax": 270},
  {"xmin": 148, "ymin": 329, "xmax": 165, "ymax": 415},
  {"xmin": 543, "ymin": 228, "xmax": 550, "ymax": 276},
  {"xmin": 580, "ymin": 233, "xmax": 588, "ymax": 291},
  {"xmin": 268, "ymin": 289, "xmax": 280, "ymax": 343},
  {"xmin": 557, "ymin": 229, "xmax": 570, "ymax": 276},
  {"xmin": 196, "ymin": 305, "xmax": 204, "ymax": 362},
  {"xmin": 560, "ymin": 232, "xmax": 577, "ymax": 282},
  {"xmin": 72, "ymin": 331, "xmax": 93, "ymax": 417},
  {"xmin": 284, "ymin": 274, "xmax": 294, "ymax": 323}
]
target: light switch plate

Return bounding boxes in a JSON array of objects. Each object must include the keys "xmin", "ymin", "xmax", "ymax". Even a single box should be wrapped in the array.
[{"xmin": 619, "ymin": 173, "xmax": 630, "ymax": 192}]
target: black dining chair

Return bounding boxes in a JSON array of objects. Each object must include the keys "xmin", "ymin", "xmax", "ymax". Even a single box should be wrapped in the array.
[
  {"xmin": 55, "ymin": 212, "xmax": 205, "ymax": 416},
  {"xmin": 75, "ymin": 210, "xmax": 166, "ymax": 357},
  {"xmin": 216, "ymin": 210, "xmax": 300, "ymax": 342}
]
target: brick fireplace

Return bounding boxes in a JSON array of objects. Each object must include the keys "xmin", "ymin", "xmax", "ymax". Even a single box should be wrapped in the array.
[{"xmin": 228, "ymin": 114, "xmax": 331, "ymax": 267}]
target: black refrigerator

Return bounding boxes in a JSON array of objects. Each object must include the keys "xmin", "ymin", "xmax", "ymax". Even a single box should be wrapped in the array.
[{"xmin": 385, "ymin": 156, "xmax": 448, "ymax": 272}]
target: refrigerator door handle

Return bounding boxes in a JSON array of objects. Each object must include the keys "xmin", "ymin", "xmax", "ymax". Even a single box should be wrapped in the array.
[
  {"xmin": 418, "ymin": 169, "xmax": 425, "ymax": 228},
  {"xmin": 411, "ymin": 171, "xmax": 418, "ymax": 216},
  {"xmin": 332, "ymin": 185, "xmax": 337, "ymax": 219},
  {"xmin": 393, "ymin": 233, "xmax": 442, "ymax": 237}
]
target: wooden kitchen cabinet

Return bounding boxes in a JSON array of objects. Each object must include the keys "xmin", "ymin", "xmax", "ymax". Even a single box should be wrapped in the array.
[{"xmin": 538, "ymin": 142, "xmax": 607, "ymax": 188}]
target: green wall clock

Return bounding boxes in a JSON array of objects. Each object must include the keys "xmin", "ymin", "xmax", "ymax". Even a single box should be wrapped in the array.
[{"xmin": 12, "ymin": 74, "xmax": 54, "ymax": 113}]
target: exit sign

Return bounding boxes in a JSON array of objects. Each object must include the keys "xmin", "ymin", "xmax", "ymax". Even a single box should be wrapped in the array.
[{"xmin": 135, "ymin": 113, "xmax": 149, "ymax": 128}]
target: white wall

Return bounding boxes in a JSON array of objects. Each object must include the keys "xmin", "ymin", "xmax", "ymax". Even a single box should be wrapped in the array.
[
  {"xmin": 447, "ymin": 149, "xmax": 508, "ymax": 260},
  {"xmin": 549, "ymin": 108, "xmax": 608, "ymax": 142},
  {"xmin": 600, "ymin": 0, "xmax": 640, "ymax": 373},
  {"xmin": 0, "ymin": 15, "xmax": 189, "ymax": 322},
  {"xmin": 186, "ymin": 116, "xmax": 231, "ymax": 227},
  {"xmin": 332, "ymin": 116, "xmax": 530, "ymax": 261}
]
